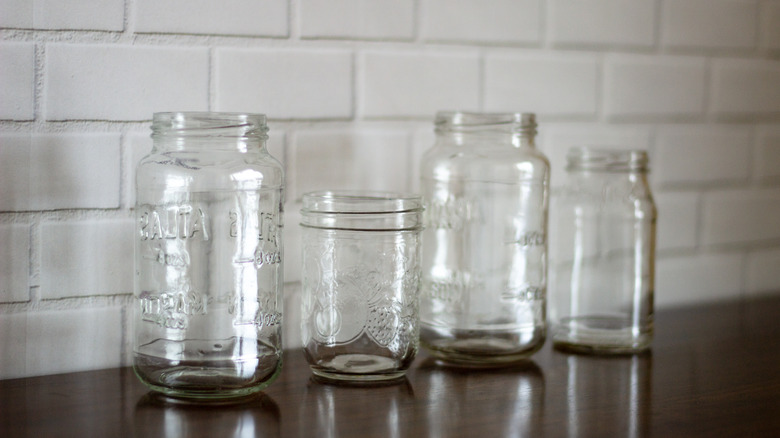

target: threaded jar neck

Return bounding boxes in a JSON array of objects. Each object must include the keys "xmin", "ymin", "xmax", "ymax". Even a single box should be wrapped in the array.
[
  {"xmin": 435, "ymin": 111, "xmax": 537, "ymax": 135},
  {"xmin": 152, "ymin": 112, "xmax": 269, "ymax": 141},
  {"xmin": 566, "ymin": 147, "xmax": 649, "ymax": 173}
]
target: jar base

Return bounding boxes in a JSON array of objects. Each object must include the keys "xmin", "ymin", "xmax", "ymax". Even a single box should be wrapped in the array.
[
  {"xmin": 133, "ymin": 352, "xmax": 282, "ymax": 400},
  {"xmin": 421, "ymin": 324, "xmax": 545, "ymax": 368},
  {"xmin": 308, "ymin": 354, "xmax": 408, "ymax": 383},
  {"xmin": 552, "ymin": 317, "xmax": 652, "ymax": 355}
]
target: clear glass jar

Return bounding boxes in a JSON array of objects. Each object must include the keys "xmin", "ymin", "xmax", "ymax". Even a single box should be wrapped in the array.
[
  {"xmin": 419, "ymin": 112, "xmax": 550, "ymax": 366},
  {"xmin": 549, "ymin": 147, "xmax": 656, "ymax": 354},
  {"xmin": 133, "ymin": 112, "xmax": 284, "ymax": 399},
  {"xmin": 300, "ymin": 191, "xmax": 423, "ymax": 383}
]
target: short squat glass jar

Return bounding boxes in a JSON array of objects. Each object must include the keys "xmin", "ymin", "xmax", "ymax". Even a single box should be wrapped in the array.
[
  {"xmin": 134, "ymin": 112, "xmax": 284, "ymax": 399},
  {"xmin": 301, "ymin": 191, "xmax": 423, "ymax": 383},
  {"xmin": 419, "ymin": 112, "xmax": 550, "ymax": 366},
  {"xmin": 549, "ymin": 147, "xmax": 656, "ymax": 354}
]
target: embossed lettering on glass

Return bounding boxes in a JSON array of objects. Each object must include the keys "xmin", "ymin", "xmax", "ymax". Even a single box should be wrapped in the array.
[
  {"xmin": 549, "ymin": 148, "xmax": 656, "ymax": 354},
  {"xmin": 134, "ymin": 112, "xmax": 284, "ymax": 399},
  {"xmin": 419, "ymin": 112, "xmax": 550, "ymax": 366},
  {"xmin": 300, "ymin": 191, "xmax": 423, "ymax": 383}
]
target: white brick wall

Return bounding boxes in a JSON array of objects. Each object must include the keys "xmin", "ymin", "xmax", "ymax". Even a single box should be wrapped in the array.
[
  {"xmin": 136, "ymin": 0, "xmax": 288, "ymax": 36},
  {"xmin": 0, "ymin": 0, "xmax": 124, "ymax": 31},
  {"xmin": 360, "ymin": 51, "xmax": 480, "ymax": 118},
  {"xmin": 662, "ymin": 0, "xmax": 759, "ymax": 50},
  {"xmin": 1, "ymin": 0, "xmax": 780, "ymax": 379},
  {"xmin": 420, "ymin": 0, "xmax": 542, "ymax": 44},
  {"xmin": 548, "ymin": 0, "xmax": 656, "ymax": 48},
  {"xmin": 0, "ymin": 42, "xmax": 35, "ymax": 120},
  {"xmin": 46, "ymin": 44, "xmax": 209, "ymax": 121},
  {"xmin": 604, "ymin": 55, "xmax": 707, "ymax": 119},
  {"xmin": 300, "ymin": 0, "xmax": 415, "ymax": 40},
  {"xmin": 484, "ymin": 53, "xmax": 598, "ymax": 116},
  {"xmin": 40, "ymin": 219, "xmax": 134, "ymax": 299}
]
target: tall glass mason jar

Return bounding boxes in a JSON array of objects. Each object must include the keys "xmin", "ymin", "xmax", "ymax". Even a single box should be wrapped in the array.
[
  {"xmin": 301, "ymin": 191, "xmax": 423, "ymax": 382},
  {"xmin": 420, "ymin": 112, "xmax": 550, "ymax": 366},
  {"xmin": 549, "ymin": 147, "xmax": 656, "ymax": 354},
  {"xmin": 134, "ymin": 112, "xmax": 284, "ymax": 399}
]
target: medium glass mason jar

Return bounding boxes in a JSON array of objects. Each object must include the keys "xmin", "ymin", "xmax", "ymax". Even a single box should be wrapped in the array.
[
  {"xmin": 300, "ymin": 191, "xmax": 423, "ymax": 382},
  {"xmin": 134, "ymin": 112, "xmax": 284, "ymax": 399},
  {"xmin": 549, "ymin": 147, "xmax": 656, "ymax": 354},
  {"xmin": 420, "ymin": 112, "xmax": 550, "ymax": 366}
]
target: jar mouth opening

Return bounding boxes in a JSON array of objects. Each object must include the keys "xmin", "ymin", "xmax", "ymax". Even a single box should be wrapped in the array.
[
  {"xmin": 435, "ymin": 111, "xmax": 536, "ymax": 135},
  {"xmin": 152, "ymin": 112, "xmax": 269, "ymax": 139},
  {"xmin": 567, "ymin": 147, "xmax": 649, "ymax": 172}
]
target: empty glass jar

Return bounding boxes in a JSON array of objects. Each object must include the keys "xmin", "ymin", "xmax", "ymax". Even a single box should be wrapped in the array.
[
  {"xmin": 134, "ymin": 112, "xmax": 284, "ymax": 399},
  {"xmin": 549, "ymin": 147, "xmax": 656, "ymax": 354},
  {"xmin": 301, "ymin": 191, "xmax": 423, "ymax": 382},
  {"xmin": 419, "ymin": 112, "xmax": 550, "ymax": 366}
]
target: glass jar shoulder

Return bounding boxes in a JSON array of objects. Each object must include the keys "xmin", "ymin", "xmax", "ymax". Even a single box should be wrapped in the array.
[
  {"xmin": 136, "ymin": 150, "xmax": 284, "ymax": 191},
  {"xmin": 421, "ymin": 144, "xmax": 549, "ymax": 183}
]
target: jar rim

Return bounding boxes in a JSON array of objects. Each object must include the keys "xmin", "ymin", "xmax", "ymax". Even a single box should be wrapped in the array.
[
  {"xmin": 301, "ymin": 191, "xmax": 423, "ymax": 214},
  {"xmin": 152, "ymin": 112, "xmax": 269, "ymax": 139},
  {"xmin": 566, "ymin": 147, "xmax": 649, "ymax": 172},
  {"xmin": 434, "ymin": 111, "xmax": 536, "ymax": 135}
]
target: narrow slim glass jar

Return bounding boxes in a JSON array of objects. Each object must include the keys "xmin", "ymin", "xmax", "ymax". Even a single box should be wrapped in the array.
[
  {"xmin": 419, "ymin": 112, "xmax": 550, "ymax": 366},
  {"xmin": 134, "ymin": 112, "xmax": 284, "ymax": 399},
  {"xmin": 300, "ymin": 191, "xmax": 423, "ymax": 383},
  {"xmin": 549, "ymin": 147, "xmax": 656, "ymax": 354}
]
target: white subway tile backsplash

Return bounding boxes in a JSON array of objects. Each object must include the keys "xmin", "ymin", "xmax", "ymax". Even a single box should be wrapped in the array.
[
  {"xmin": 756, "ymin": 125, "xmax": 780, "ymax": 180},
  {"xmin": 548, "ymin": 0, "xmax": 655, "ymax": 48},
  {"xmin": 420, "ymin": 0, "xmax": 541, "ymax": 43},
  {"xmin": 745, "ymin": 247, "xmax": 780, "ymax": 296},
  {"xmin": 712, "ymin": 58, "xmax": 780, "ymax": 116},
  {"xmin": 0, "ymin": 312, "xmax": 28, "ymax": 379},
  {"xmin": 283, "ymin": 206, "xmax": 302, "ymax": 284},
  {"xmin": 40, "ymin": 219, "xmax": 134, "ymax": 299},
  {"xmin": 0, "ymin": 42, "xmax": 35, "ymax": 120},
  {"xmin": 484, "ymin": 53, "xmax": 598, "ymax": 117},
  {"xmin": 300, "ymin": 0, "xmax": 414, "ymax": 40},
  {"xmin": 0, "ymin": 133, "xmax": 121, "ymax": 211},
  {"xmin": 125, "ymin": 131, "xmax": 154, "ymax": 208},
  {"xmin": 291, "ymin": 129, "xmax": 411, "ymax": 199},
  {"xmin": 0, "ymin": 224, "xmax": 29, "ymax": 303},
  {"xmin": 24, "ymin": 307, "xmax": 124, "ymax": 377},
  {"xmin": 604, "ymin": 55, "xmax": 707, "ymax": 119},
  {"xmin": 360, "ymin": 51, "xmax": 480, "ymax": 118},
  {"xmin": 761, "ymin": 1, "xmax": 780, "ymax": 50},
  {"xmin": 215, "ymin": 49, "xmax": 352, "ymax": 120},
  {"xmin": 654, "ymin": 125, "xmax": 752, "ymax": 186},
  {"xmin": 654, "ymin": 191, "xmax": 698, "ymax": 251},
  {"xmin": 656, "ymin": 253, "xmax": 743, "ymax": 307},
  {"xmin": 46, "ymin": 44, "xmax": 209, "ymax": 121},
  {"xmin": 0, "ymin": 0, "xmax": 124, "ymax": 31},
  {"xmin": 662, "ymin": 0, "xmax": 758, "ymax": 50},
  {"xmin": 702, "ymin": 188, "xmax": 780, "ymax": 246},
  {"xmin": 136, "ymin": 0, "xmax": 287, "ymax": 36}
]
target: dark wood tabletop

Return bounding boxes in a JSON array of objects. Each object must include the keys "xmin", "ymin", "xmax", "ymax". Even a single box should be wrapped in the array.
[{"xmin": 2, "ymin": 297, "xmax": 779, "ymax": 437}]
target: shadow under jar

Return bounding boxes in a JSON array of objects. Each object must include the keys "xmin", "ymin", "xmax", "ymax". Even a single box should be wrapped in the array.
[
  {"xmin": 133, "ymin": 112, "xmax": 284, "ymax": 399},
  {"xmin": 549, "ymin": 147, "xmax": 656, "ymax": 354},
  {"xmin": 300, "ymin": 191, "xmax": 423, "ymax": 383}
]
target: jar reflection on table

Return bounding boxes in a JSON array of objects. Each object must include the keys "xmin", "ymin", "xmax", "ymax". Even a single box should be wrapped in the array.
[
  {"xmin": 415, "ymin": 359, "xmax": 545, "ymax": 436},
  {"xmin": 297, "ymin": 379, "xmax": 416, "ymax": 438},
  {"xmin": 562, "ymin": 353, "xmax": 652, "ymax": 437},
  {"xmin": 133, "ymin": 392, "xmax": 280, "ymax": 438},
  {"xmin": 133, "ymin": 112, "xmax": 285, "ymax": 399},
  {"xmin": 549, "ymin": 147, "xmax": 656, "ymax": 354},
  {"xmin": 300, "ymin": 191, "xmax": 423, "ymax": 383},
  {"xmin": 419, "ymin": 112, "xmax": 550, "ymax": 366}
]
